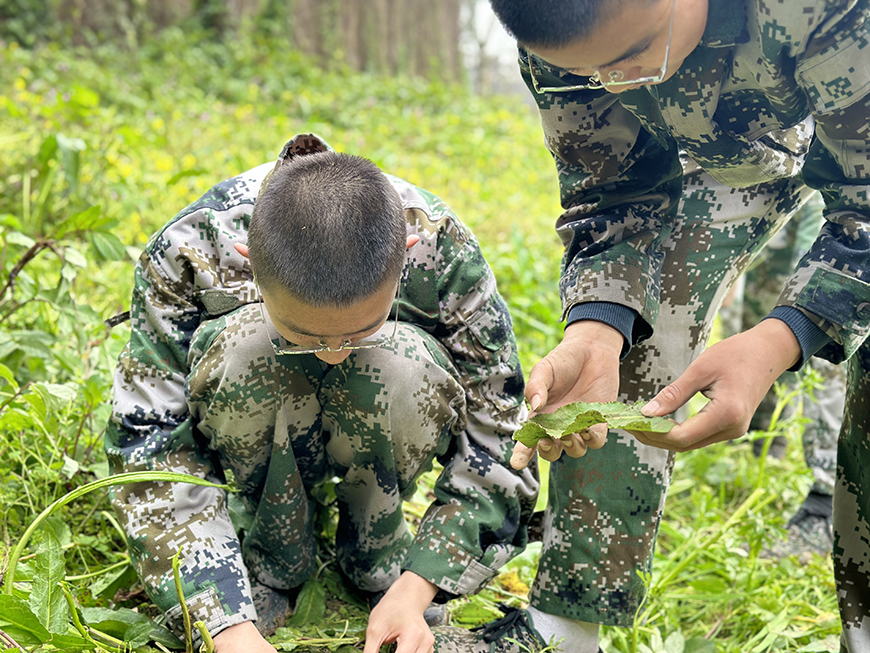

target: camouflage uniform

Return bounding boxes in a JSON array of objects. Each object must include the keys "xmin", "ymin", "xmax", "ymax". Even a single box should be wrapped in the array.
[
  {"xmin": 105, "ymin": 134, "xmax": 538, "ymax": 640},
  {"xmin": 517, "ymin": 0, "xmax": 870, "ymax": 649},
  {"xmin": 720, "ymin": 193, "xmax": 844, "ymax": 499}
]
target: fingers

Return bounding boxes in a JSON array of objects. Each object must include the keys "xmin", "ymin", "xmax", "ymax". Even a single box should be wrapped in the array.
[
  {"xmin": 511, "ymin": 429, "xmax": 605, "ymax": 469},
  {"xmin": 513, "ymin": 427, "xmax": 609, "ymax": 468},
  {"xmin": 538, "ymin": 432, "xmax": 597, "ymax": 461},
  {"xmin": 536, "ymin": 437, "xmax": 564, "ymax": 462},
  {"xmin": 556, "ymin": 433, "xmax": 586, "ymax": 459},
  {"xmin": 510, "ymin": 441, "xmax": 536, "ymax": 470},
  {"xmin": 642, "ymin": 377, "xmax": 697, "ymax": 418},
  {"xmin": 630, "ymin": 400, "xmax": 749, "ymax": 452},
  {"xmin": 525, "ymin": 361, "xmax": 553, "ymax": 414},
  {"xmin": 580, "ymin": 424, "xmax": 608, "ymax": 450}
]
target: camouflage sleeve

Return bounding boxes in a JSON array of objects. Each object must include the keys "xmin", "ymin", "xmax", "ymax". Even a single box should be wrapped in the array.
[
  {"xmin": 775, "ymin": 1, "xmax": 870, "ymax": 364},
  {"xmin": 400, "ymin": 193, "xmax": 539, "ymax": 596},
  {"xmin": 105, "ymin": 219, "xmax": 255, "ymax": 639},
  {"xmin": 518, "ymin": 48, "xmax": 684, "ymax": 342}
]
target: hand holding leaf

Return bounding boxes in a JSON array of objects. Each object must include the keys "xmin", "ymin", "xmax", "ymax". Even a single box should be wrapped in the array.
[{"xmin": 513, "ymin": 400, "xmax": 674, "ymax": 448}]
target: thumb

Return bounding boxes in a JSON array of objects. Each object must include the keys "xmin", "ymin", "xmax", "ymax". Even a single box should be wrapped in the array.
[
  {"xmin": 524, "ymin": 371, "xmax": 550, "ymax": 414},
  {"xmin": 642, "ymin": 379, "xmax": 697, "ymax": 417}
]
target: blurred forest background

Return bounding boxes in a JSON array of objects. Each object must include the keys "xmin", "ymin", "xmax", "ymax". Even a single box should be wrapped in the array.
[
  {"xmin": 0, "ymin": 0, "xmax": 529, "ymax": 95},
  {"xmin": 0, "ymin": 1, "xmax": 843, "ymax": 651}
]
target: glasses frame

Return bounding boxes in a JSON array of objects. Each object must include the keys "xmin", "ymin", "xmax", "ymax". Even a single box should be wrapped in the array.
[
  {"xmin": 255, "ymin": 278, "xmax": 401, "ymax": 356},
  {"xmin": 529, "ymin": 0, "xmax": 676, "ymax": 94}
]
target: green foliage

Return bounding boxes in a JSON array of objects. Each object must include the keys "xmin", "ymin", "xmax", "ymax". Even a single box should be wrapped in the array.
[
  {"xmin": 0, "ymin": 29, "xmax": 840, "ymax": 653},
  {"xmin": 0, "ymin": 0, "xmax": 56, "ymax": 47},
  {"xmin": 514, "ymin": 400, "xmax": 675, "ymax": 448}
]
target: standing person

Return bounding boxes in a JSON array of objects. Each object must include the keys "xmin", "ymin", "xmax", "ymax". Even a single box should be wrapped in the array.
[
  {"xmin": 105, "ymin": 133, "xmax": 539, "ymax": 653},
  {"xmin": 434, "ymin": 0, "xmax": 869, "ymax": 651}
]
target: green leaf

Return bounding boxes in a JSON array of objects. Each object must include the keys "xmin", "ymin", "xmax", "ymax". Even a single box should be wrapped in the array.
[
  {"xmin": 167, "ymin": 168, "xmax": 207, "ymax": 186},
  {"xmin": 664, "ymin": 631, "xmax": 685, "ymax": 653},
  {"xmin": 80, "ymin": 607, "xmax": 184, "ymax": 649},
  {"xmin": 284, "ymin": 578, "xmax": 326, "ymax": 627},
  {"xmin": 30, "ymin": 521, "xmax": 69, "ymax": 632},
  {"xmin": 227, "ymin": 493, "xmax": 254, "ymax": 533},
  {"xmin": 88, "ymin": 563, "xmax": 138, "ymax": 602},
  {"xmin": 31, "ymin": 382, "xmax": 78, "ymax": 419},
  {"xmin": 45, "ymin": 632, "xmax": 97, "ymax": 650},
  {"xmin": 684, "ymin": 638, "xmax": 717, "ymax": 653},
  {"xmin": 0, "ymin": 594, "xmax": 51, "ymax": 646},
  {"xmin": 4, "ymin": 231, "xmax": 36, "ymax": 248},
  {"xmin": 513, "ymin": 400, "xmax": 674, "ymax": 448},
  {"xmin": 0, "ymin": 407, "xmax": 35, "ymax": 431},
  {"xmin": 56, "ymin": 133, "xmax": 87, "ymax": 191},
  {"xmin": 90, "ymin": 231, "xmax": 128, "ymax": 261},
  {"xmin": 53, "ymin": 205, "xmax": 108, "ymax": 240},
  {"xmin": 41, "ymin": 516, "xmax": 73, "ymax": 548},
  {"xmin": 60, "ymin": 454, "xmax": 80, "ymax": 479},
  {"xmin": 63, "ymin": 245, "xmax": 89, "ymax": 268},
  {"xmin": 0, "ymin": 362, "xmax": 19, "ymax": 391},
  {"xmin": 37, "ymin": 134, "xmax": 59, "ymax": 169}
]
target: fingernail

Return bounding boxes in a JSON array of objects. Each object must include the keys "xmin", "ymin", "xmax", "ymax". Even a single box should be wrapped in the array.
[
  {"xmin": 642, "ymin": 400, "xmax": 660, "ymax": 416},
  {"xmin": 580, "ymin": 430, "xmax": 592, "ymax": 441},
  {"xmin": 538, "ymin": 440, "xmax": 552, "ymax": 452},
  {"xmin": 510, "ymin": 451, "xmax": 530, "ymax": 470},
  {"xmin": 561, "ymin": 436, "xmax": 575, "ymax": 449},
  {"xmin": 530, "ymin": 395, "xmax": 542, "ymax": 412}
]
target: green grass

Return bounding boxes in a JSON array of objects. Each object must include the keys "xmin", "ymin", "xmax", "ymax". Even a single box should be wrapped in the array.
[{"xmin": 0, "ymin": 32, "xmax": 840, "ymax": 652}]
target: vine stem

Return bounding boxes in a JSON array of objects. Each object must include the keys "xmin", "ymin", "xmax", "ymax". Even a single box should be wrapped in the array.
[
  {"xmin": 173, "ymin": 549, "xmax": 195, "ymax": 653},
  {"xmin": 2, "ymin": 471, "xmax": 230, "ymax": 593},
  {"xmin": 0, "ymin": 628, "xmax": 25, "ymax": 652}
]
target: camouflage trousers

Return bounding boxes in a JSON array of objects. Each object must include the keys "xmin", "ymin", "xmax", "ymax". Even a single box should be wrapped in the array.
[
  {"xmin": 532, "ymin": 162, "xmax": 816, "ymax": 626},
  {"xmin": 838, "ymin": 338, "xmax": 870, "ymax": 653},
  {"xmin": 120, "ymin": 303, "xmax": 467, "ymax": 636},
  {"xmin": 718, "ymin": 192, "xmax": 844, "ymax": 495}
]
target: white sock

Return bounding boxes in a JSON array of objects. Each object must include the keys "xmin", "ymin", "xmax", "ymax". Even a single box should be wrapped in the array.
[{"xmin": 527, "ymin": 606, "xmax": 600, "ymax": 653}]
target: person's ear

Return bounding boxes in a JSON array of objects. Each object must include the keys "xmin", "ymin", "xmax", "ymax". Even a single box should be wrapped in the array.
[
  {"xmin": 234, "ymin": 243, "xmax": 250, "ymax": 259},
  {"xmin": 406, "ymin": 235, "xmax": 420, "ymax": 249}
]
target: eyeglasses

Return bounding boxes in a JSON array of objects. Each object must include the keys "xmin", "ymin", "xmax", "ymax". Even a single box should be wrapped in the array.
[
  {"xmin": 528, "ymin": 0, "xmax": 676, "ymax": 93},
  {"xmin": 255, "ymin": 278, "xmax": 401, "ymax": 356}
]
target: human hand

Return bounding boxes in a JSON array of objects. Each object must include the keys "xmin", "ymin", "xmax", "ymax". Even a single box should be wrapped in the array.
[
  {"xmin": 511, "ymin": 320, "xmax": 624, "ymax": 469},
  {"xmin": 632, "ymin": 319, "xmax": 802, "ymax": 451},
  {"xmin": 212, "ymin": 620, "xmax": 277, "ymax": 652},
  {"xmin": 363, "ymin": 571, "xmax": 438, "ymax": 653}
]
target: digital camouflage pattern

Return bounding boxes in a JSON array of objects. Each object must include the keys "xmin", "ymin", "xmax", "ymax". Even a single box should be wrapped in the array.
[
  {"xmin": 514, "ymin": 0, "xmax": 870, "ymax": 647},
  {"xmin": 837, "ymin": 339, "xmax": 870, "ymax": 651},
  {"xmin": 532, "ymin": 168, "xmax": 810, "ymax": 625},
  {"xmin": 105, "ymin": 134, "xmax": 538, "ymax": 639},
  {"xmin": 721, "ymin": 193, "xmax": 844, "ymax": 498}
]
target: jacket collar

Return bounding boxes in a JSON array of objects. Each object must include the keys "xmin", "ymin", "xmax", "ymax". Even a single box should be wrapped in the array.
[{"xmin": 699, "ymin": 0, "xmax": 751, "ymax": 47}]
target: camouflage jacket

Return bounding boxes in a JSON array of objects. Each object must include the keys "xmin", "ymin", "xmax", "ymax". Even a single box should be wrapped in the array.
[
  {"xmin": 105, "ymin": 134, "xmax": 536, "ymax": 630},
  {"xmin": 523, "ymin": 0, "xmax": 870, "ymax": 365}
]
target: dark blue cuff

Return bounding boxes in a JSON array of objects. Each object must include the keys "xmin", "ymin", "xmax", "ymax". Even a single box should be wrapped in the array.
[
  {"xmin": 764, "ymin": 306, "xmax": 832, "ymax": 371},
  {"xmin": 566, "ymin": 302, "xmax": 637, "ymax": 359}
]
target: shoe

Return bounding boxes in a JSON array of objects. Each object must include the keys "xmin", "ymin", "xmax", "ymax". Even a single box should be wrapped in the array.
[
  {"xmin": 785, "ymin": 491, "xmax": 833, "ymax": 557},
  {"xmin": 251, "ymin": 580, "xmax": 294, "ymax": 637},
  {"xmin": 368, "ymin": 589, "xmax": 449, "ymax": 627},
  {"xmin": 432, "ymin": 605, "xmax": 600, "ymax": 653},
  {"xmin": 763, "ymin": 491, "xmax": 833, "ymax": 560}
]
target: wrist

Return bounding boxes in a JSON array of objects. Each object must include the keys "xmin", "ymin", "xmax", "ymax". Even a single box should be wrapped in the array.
[
  {"xmin": 386, "ymin": 571, "xmax": 439, "ymax": 613},
  {"xmin": 565, "ymin": 319, "xmax": 625, "ymax": 356},
  {"xmin": 213, "ymin": 621, "xmax": 262, "ymax": 651},
  {"xmin": 748, "ymin": 318, "xmax": 801, "ymax": 374}
]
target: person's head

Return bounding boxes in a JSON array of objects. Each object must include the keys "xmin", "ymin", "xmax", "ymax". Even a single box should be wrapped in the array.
[
  {"xmin": 490, "ymin": 0, "xmax": 708, "ymax": 94},
  {"xmin": 239, "ymin": 150, "xmax": 417, "ymax": 364}
]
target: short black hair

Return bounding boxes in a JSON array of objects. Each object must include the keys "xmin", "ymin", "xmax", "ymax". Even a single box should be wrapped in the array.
[
  {"xmin": 489, "ymin": 0, "xmax": 640, "ymax": 47},
  {"xmin": 247, "ymin": 151, "xmax": 406, "ymax": 307}
]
